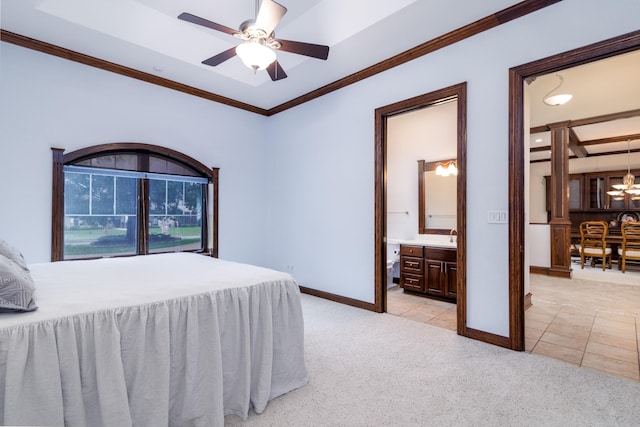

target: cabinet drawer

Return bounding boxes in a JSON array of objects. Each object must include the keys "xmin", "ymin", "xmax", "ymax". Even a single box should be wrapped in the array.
[
  {"xmin": 400, "ymin": 256, "xmax": 423, "ymax": 273},
  {"xmin": 400, "ymin": 273, "xmax": 423, "ymax": 292},
  {"xmin": 424, "ymin": 247, "xmax": 456, "ymax": 263},
  {"xmin": 400, "ymin": 245, "xmax": 423, "ymax": 257}
]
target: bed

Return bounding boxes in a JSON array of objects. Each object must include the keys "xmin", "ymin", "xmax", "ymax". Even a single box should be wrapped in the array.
[{"xmin": 0, "ymin": 252, "xmax": 308, "ymax": 427}]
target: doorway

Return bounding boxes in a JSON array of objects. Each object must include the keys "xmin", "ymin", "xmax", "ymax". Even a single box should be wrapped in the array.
[
  {"xmin": 374, "ymin": 82, "xmax": 468, "ymax": 336},
  {"xmin": 508, "ymin": 30, "xmax": 640, "ymax": 351},
  {"xmin": 386, "ymin": 99, "xmax": 458, "ymax": 329}
]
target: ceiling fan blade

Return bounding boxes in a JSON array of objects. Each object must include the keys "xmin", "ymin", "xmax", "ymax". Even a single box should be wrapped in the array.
[
  {"xmin": 255, "ymin": 0, "xmax": 287, "ymax": 36},
  {"xmin": 178, "ymin": 12, "xmax": 238, "ymax": 36},
  {"xmin": 202, "ymin": 47, "xmax": 237, "ymax": 66},
  {"xmin": 277, "ymin": 39, "xmax": 329, "ymax": 60},
  {"xmin": 266, "ymin": 60, "xmax": 287, "ymax": 81}
]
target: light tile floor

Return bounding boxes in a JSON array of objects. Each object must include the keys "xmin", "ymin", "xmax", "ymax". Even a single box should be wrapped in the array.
[
  {"xmin": 386, "ymin": 286, "xmax": 457, "ymax": 331},
  {"xmin": 526, "ymin": 264, "xmax": 640, "ymax": 382},
  {"xmin": 386, "ymin": 264, "xmax": 640, "ymax": 382}
]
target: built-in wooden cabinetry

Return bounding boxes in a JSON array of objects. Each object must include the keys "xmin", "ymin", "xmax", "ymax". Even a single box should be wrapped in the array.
[
  {"xmin": 546, "ymin": 168, "xmax": 640, "ymax": 227},
  {"xmin": 399, "ymin": 245, "xmax": 424, "ymax": 292},
  {"xmin": 399, "ymin": 244, "xmax": 457, "ymax": 302}
]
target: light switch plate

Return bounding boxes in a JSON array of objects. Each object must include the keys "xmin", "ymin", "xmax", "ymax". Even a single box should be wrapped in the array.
[{"xmin": 488, "ymin": 210, "xmax": 508, "ymax": 224}]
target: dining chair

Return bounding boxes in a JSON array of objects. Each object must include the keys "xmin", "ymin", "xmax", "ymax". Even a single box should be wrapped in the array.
[
  {"xmin": 618, "ymin": 221, "xmax": 640, "ymax": 273},
  {"xmin": 579, "ymin": 221, "xmax": 611, "ymax": 271}
]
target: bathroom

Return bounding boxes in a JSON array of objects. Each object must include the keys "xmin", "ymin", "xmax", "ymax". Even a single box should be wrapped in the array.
[{"xmin": 385, "ymin": 96, "xmax": 459, "ymax": 325}]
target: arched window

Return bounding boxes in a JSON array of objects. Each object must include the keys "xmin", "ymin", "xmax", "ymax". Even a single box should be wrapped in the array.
[{"xmin": 51, "ymin": 143, "xmax": 218, "ymax": 261}]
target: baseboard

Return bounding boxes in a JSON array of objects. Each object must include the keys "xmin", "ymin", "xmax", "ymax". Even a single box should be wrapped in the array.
[
  {"xmin": 524, "ymin": 292, "xmax": 532, "ymax": 311},
  {"xmin": 299, "ymin": 286, "xmax": 377, "ymax": 312},
  {"xmin": 547, "ymin": 267, "xmax": 571, "ymax": 278},
  {"xmin": 530, "ymin": 265, "xmax": 571, "ymax": 278},
  {"xmin": 529, "ymin": 265, "xmax": 550, "ymax": 275},
  {"xmin": 300, "ymin": 286, "xmax": 520, "ymax": 351}
]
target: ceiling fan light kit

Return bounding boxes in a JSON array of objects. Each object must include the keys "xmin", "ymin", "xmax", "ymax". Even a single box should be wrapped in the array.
[
  {"xmin": 236, "ymin": 41, "xmax": 276, "ymax": 71},
  {"xmin": 178, "ymin": 0, "xmax": 329, "ymax": 81}
]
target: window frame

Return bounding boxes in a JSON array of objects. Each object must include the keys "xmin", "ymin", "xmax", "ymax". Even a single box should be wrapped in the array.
[{"xmin": 51, "ymin": 143, "xmax": 218, "ymax": 261}]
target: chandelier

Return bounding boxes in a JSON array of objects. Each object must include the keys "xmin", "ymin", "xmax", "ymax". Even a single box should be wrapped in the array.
[{"xmin": 607, "ymin": 139, "xmax": 640, "ymax": 201}]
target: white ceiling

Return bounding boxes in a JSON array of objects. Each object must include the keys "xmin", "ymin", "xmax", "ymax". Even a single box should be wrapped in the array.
[
  {"xmin": 2, "ymin": 0, "xmax": 639, "ymax": 158},
  {"xmin": 528, "ymin": 50, "xmax": 640, "ymax": 163},
  {"xmin": 1, "ymin": 0, "xmax": 522, "ymax": 109}
]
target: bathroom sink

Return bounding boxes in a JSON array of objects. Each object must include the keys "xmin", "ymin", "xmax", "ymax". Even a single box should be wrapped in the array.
[{"xmin": 388, "ymin": 235, "xmax": 456, "ymax": 249}]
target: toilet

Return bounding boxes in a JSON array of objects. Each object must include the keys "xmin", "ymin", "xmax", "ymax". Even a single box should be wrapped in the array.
[{"xmin": 386, "ymin": 242, "xmax": 400, "ymax": 288}]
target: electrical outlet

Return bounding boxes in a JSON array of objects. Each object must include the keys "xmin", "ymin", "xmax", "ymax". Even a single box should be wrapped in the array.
[{"xmin": 286, "ymin": 265, "xmax": 294, "ymax": 272}]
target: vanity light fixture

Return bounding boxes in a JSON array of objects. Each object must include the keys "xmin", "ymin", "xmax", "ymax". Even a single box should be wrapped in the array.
[
  {"xmin": 543, "ymin": 74, "xmax": 573, "ymax": 106},
  {"xmin": 607, "ymin": 139, "xmax": 640, "ymax": 201},
  {"xmin": 435, "ymin": 161, "xmax": 458, "ymax": 177}
]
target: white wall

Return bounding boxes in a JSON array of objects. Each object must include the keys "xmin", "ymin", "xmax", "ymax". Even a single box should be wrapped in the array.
[
  {"xmin": 529, "ymin": 224, "xmax": 551, "ymax": 268},
  {"xmin": 1, "ymin": 0, "xmax": 638, "ymax": 339},
  {"xmin": 529, "ymin": 162, "xmax": 550, "ymax": 224},
  {"xmin": 0, "ymin": 42, "xmax": 270, "ymax": 266},
  {"xmin": 386, "ymin": 101, "xmax": 457, "ymax": 240},
  {"xmin": 264, "ymin": 0, "xmax": 640, "ymax": 337}
]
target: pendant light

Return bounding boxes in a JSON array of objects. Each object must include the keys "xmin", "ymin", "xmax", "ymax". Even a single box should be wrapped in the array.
[
  {"xmin": 543, "ymin": 74, "xmax": 573, "ymax": 106},
  {"xmin": 607, "ymin": 139, "xmax": 640, "ymax": 201}
]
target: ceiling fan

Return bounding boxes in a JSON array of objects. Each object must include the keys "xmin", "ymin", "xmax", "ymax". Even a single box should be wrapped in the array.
[{"xmin": 178, "ymin": 0, "xmax": 329, "ymax": 81}]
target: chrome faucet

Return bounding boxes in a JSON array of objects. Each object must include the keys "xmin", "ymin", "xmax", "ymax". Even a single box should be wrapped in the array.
[{"xmin": 449, "ymin": 228, "xmax": 457, "ymax": 243}]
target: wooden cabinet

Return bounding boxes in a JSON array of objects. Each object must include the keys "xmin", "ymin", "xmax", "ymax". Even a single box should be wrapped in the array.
[
  {"xmin": 425, "ymin": 247, "xmax": 457, "ymax": 300},
  {"xmin": 546, "ymin": 174, "xmax": 583, "ymax": 212},
  {"xmin": 546, "ymin": 169, "xmax": 640, "ymax": 212},
  {"xmin": 399, "ymin": 244, "xmax": 456, "ymax": 302},
  {"xmin": 568, "ymin": 175, "xmax": 583, "ymax": 210},
  {"xmin": 399, "ymin": 245, "xmax": 423, "ymax": 292},
  {"xmin": 586, "ymin": 175, "xmax": 606, "ymax": 209},
  {"xmin": 584, "ymin": 170, "xmax": 640, "ymax": 210}
]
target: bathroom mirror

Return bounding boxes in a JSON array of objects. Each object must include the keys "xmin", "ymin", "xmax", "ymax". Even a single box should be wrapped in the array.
[{"xmin": 418, "ymin": 159, "xmax": 457, "ymax": 234}]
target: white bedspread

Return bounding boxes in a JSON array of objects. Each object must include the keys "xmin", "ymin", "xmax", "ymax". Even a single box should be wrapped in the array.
[{"xmin": 0, "ymin": 253, "xmax": 308, "ymax": 426}]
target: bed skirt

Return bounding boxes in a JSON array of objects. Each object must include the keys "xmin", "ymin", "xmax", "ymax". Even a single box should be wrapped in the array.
[{"xmin": 0, "ymin": 279, "xmax": 308, "ymax": 426}]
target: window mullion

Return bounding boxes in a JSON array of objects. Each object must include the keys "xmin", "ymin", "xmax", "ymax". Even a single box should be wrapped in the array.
[
  {"xmin": 138, "ymin": 178, "xmax": 149, "ymax": 255},
  {"xmin": 89, "ymin": 174, "xmax": 93, "ymax": 215},
  {"xmin": 113, "ymin": 176, "xmax": 117, "ymax": 215},
  {"xmin": 182, "ymin": 181, "xmax": 186, "ymax": 226}
]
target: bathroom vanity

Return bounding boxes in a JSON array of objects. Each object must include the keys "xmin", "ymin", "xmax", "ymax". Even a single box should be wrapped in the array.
[
  {"xmin": 399, "ymin": 243, "xmax": 457, "ymax": 302},
  {"xmin": 388, "ymin": 157, "xmax": 459, "ymax": 302}
]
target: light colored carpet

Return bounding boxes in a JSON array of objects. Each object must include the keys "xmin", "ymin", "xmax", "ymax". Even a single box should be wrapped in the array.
[{"xmin": 226, "ymin": 294, "xmax": 640, "ymax": 426}]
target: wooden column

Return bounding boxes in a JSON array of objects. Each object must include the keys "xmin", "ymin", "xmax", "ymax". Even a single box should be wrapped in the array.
[{"xmin": 548, "ymin": 122, "xmax": 572, "ymax": 278}]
